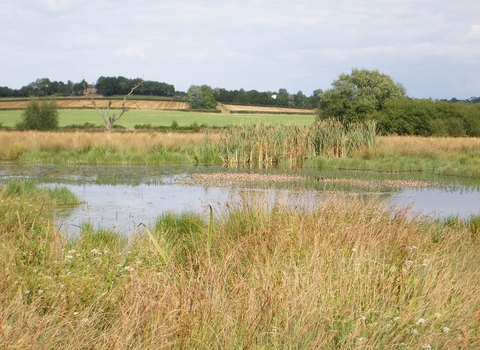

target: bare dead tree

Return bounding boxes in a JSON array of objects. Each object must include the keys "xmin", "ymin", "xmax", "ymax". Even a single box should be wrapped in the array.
[{"xmin": 85, "ymin": 80, "xmax": 143, "ymax": 132}]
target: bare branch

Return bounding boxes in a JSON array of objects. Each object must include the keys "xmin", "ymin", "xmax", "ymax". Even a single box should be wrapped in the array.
[
  {"xmin": 85, "ymin": 78, "xmax": 144, "ymax": 131},
  {"xmin": 112, "ymin": 80, "xmax": 143, "ymax": 124}
]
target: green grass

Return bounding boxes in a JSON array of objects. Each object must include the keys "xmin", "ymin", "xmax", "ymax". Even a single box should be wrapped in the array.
[{"xmin": 0, "ymin": 109, "xmax": 315, "ymax": 128}]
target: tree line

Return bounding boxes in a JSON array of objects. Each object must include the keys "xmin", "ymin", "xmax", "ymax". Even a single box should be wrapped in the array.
[
  {"xmin": 3, "ymin": 71, "xmax": 480, "ymax": 137},
  {"xmin": 0, "ymin": 77, "xmax": 175, "ymax": 98},
  {"xmin": 211, "ymin": 87, "xmax": 322, "ymax": 108},
  {"xmin": 316, "ymin": 69, "xmax": 480, "ymax": 137}
]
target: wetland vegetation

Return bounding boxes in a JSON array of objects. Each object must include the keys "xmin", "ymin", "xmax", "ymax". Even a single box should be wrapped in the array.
[
  {"xmin": 1, "ymin": 178, "xmax": 480, "ymax": 348},
  {"xmin": 1, "ymin": 122, "xmax": 480, "ymax": 348}
]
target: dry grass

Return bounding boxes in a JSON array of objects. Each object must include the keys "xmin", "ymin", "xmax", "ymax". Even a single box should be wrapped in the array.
[
  {"xmin": 376, "ymin": 135, "xmax": 480, "ymax": 157},
  {"xmin": 0, "ymin": 130, "xmax": 209, "ymax": 157},
  {"xmin": 4, "ymin": 132, "xmax": 477, "ymax": 158},
  {"xmin": 1, "ymin": 186, "xmax": 479, "ymax": 349}
]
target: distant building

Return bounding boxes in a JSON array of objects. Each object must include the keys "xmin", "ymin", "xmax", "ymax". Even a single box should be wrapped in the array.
[{"xmin": 86, "ymin": 83, "xmax": 97, "ymax": 95}]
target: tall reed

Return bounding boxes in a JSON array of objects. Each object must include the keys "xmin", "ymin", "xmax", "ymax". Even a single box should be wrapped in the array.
[{"xmin": 217, "ymin": 120, "xmax": 376, "ymax": 167}]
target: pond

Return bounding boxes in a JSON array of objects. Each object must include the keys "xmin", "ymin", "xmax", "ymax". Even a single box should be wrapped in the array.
[{"xmin": 1, "ymin": 163, "xmax": 479, "ymax": 235}]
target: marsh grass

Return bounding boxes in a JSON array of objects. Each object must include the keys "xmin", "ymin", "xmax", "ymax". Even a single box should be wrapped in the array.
[
  {"xmin": 217, "ymin": 120, "xmax": 376, "ymax": 167},
  {"xmin": 2, "ymin": 182, "xmax": 480, "ymax": 348},
  {"xmin": 307, "ymin": 135, "xmax": 480, "ymax": 178},
  {"xmin": 1, "ymin": 130, "xmax": 479, "ymax": 177},
  {"xmin": 0, "ymin": 131, "xmax": 216, "ymax": 164}
]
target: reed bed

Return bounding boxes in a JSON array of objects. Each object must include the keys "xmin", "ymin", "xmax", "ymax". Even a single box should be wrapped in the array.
[
  {"xmin": 1, "ymin": 181, "xmax": 480, "ymax": 349},
  {"xmin": 1, "ymin": 130, "xmax": 479, "ymax": 178},
  {"xmin": 217, "ymin": 120, "xmax": 377, "ymax": 167},
  {"xmin": 0, "ymin": 130, "xmax": 218, "ymax": 164}
]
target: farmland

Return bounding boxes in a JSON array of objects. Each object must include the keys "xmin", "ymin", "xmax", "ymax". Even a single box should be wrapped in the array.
[{"xmin": 0, "ymin": 102, "xmax": 315, "ymax": 128}]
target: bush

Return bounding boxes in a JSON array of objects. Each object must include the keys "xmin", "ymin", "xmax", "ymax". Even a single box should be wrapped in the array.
[{"xmin": 16, "ymin": 97, "xmax": 59, "ymax": 131}]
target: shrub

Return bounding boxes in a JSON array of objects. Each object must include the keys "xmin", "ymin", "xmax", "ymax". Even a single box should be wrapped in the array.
[{"xmin": 16, "ymin": 97, "xmax": 59, "ymax": 131}]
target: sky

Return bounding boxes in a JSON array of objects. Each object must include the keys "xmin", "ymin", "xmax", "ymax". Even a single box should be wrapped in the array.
[{"xmin": 1, "ymin": 0, "xmax": 479, "ymax": 99}]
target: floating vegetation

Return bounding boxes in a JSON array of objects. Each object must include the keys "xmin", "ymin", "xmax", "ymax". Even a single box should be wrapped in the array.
[{"xmin": 175, "ymin": 172, "xmax": 435, "ymax": 192}]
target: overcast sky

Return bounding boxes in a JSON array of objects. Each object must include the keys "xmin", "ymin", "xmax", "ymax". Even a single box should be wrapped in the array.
[{"xmin": 1, "ymin": 0, "xmax": 479, "ymax": 99}]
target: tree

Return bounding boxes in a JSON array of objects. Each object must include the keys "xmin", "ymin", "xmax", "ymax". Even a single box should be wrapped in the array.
[
  {"xmin": 317, "ymin": 68, "xmax": 406, "ymax": 124},
  {"xmin": 187, "ymin": 85, "xmax": 217, "ymax": 110},
  {"xmin": 200, "ymin": 85, "xmax": 217, "ymax": 109},
  {"xmin": 293, "ymin": 91, "xmax": 308, "ymax": 108},
  {"xmin": 16, "ymin": 97, "xmax": 59, "ymax": 131},
  {"xmin": 187, "ymin": 85, "xmax": 203, "ymax": 109},
  {"xmin": 87, "ymin": 80, "xmax": 143, "ymax": 132}
]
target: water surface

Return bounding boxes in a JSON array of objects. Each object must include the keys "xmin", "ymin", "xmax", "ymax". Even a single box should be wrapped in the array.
[{"xmin": 1, "ymin": 163, "xmax": 479, "ymax": 235}]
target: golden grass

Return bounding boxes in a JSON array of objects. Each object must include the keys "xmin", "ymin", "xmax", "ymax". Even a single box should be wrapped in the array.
[
  {"xmin": 377, "ymin": 135, "xmax": 480, "ymax": 156},
  {"xmin": 0, "ymin": 130, "xmax": 210, "ymax": 155},
  {"xmin": 2, "ymin": 131, "xmax": 477, "ymax": 155},
  {"xmin": 1, "ymin": 186, "xmax": 480, "ymax": 349}
]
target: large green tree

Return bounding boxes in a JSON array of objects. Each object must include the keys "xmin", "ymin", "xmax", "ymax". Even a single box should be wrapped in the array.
[{"xmin": 317, "ymin": 68, "xmax": 406, "ymax": 124}]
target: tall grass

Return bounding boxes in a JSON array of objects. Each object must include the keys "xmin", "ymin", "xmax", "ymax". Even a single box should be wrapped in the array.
[
  {"xmin": 2, "ymin": 130, "xmax": 480, "ymax": 178},
  {"xmin": 308, "ymin": 135, "xmax": 480, "ymax": 178},
  {"xmin": 2, "ymin": 184, "xmax": 480, "ymax": 348},
  {"xmin": 217, "ymin": 120, "xmax": 376, "ymax": 167},
  {"xmin": 0, "ymin": 130, "xmax": 217, "ymax": 164}
]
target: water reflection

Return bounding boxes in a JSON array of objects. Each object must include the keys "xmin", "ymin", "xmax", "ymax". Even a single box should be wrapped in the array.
[
  {"xmin": 1, "ymin": 163, "xmax": 479, "ymax": 235},
  {"xmin": 390, "ymin": 188, "xmax": 480, "ymax": 219},
  {"xmin": 55, "ymin": 184, "xmax": 229, "ymax": 236}
]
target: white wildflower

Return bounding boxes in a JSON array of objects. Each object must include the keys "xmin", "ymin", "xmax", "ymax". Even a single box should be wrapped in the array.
[
  {"xmin": 124, "ymin": 266, "xmax": 134, "ymax": 272},
  {"xmin": 434, "ymin": 313, "xmax": 441, "ymax": 318},
  {"xmin": 442, "ymin": 326, "xmax": 451, "ymax": 333},
  {"xmin": 416, "ymin": 318, "xmax": 426, "ymax": 325},
  {"xmin": 421, "ymin": 345, "xmax": 431, "ymax": 350},
  {"xmin": 65, "ymin": 255, "xmax": 73, "ymax": 260}
]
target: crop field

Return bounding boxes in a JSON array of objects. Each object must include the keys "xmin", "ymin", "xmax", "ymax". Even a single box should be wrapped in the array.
[
  {"xmin": 0, "ymin": 99, "xmax": 189, "ymax": 110},
  {"xmin": 0, "ymin": 109, "xmax": 315, "ymax": 128}
]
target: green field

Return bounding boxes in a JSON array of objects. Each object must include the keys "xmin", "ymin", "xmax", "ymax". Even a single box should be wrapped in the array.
[{"xmin": 0, "ymin": 109, "xmax": 315, "ymax": 128}]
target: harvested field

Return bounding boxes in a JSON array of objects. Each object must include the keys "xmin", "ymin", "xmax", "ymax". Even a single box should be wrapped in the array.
[
  {"xmin": 0, "ymin": 100, "xmax": 314, "ymax": 114},
  {"xmin": 0, "ymin": 99, "xmax": 189, "ymax": 110},
  {"xmin": 221, "ymin": 103, "xmax": 314, "ymax": 114}
]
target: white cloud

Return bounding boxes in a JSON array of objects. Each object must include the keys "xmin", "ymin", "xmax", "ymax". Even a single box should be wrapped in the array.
[
  {"xmin": 39, "ymin": 0, "xmax": 76, "ymax": 11},
  {"xmin": 467, "ymin": 24, "xmax": 480, "ymax": 40},
  {"xmin": 115, "ymin": 45, "xmax": 149, "ymax": 59},
  {"xmin": 1, "ymin": 0, "xmax": 479, "ymax": 98}
]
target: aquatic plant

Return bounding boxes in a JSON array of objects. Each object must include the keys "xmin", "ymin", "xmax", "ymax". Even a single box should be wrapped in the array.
[{"xmin": 216, "ymin": 120, "xmax": 376, "ymax": 167}]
